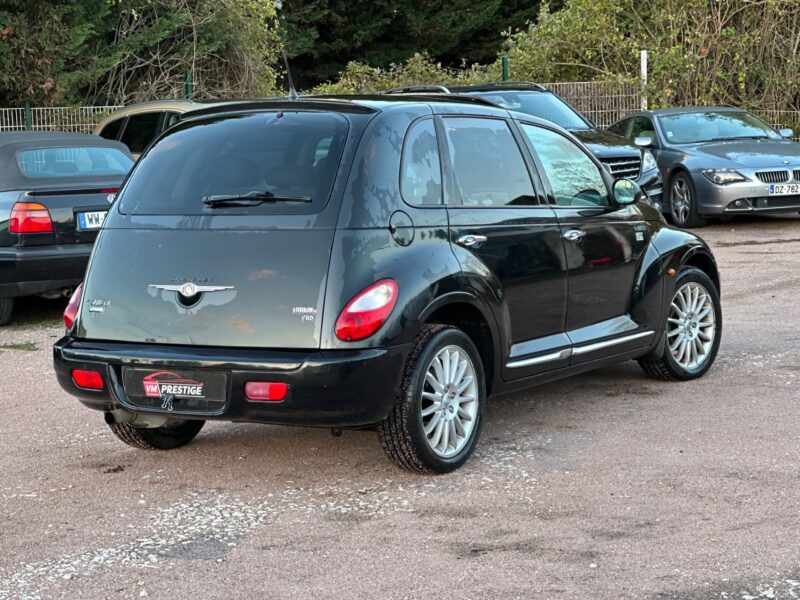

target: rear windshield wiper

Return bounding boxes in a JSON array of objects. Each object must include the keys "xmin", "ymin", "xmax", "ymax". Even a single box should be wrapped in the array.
[{"xmin": 202, "ymin": 190, "xmax": 312, "ymax": 207}]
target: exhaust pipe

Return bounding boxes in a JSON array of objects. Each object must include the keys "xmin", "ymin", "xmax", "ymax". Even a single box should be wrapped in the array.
[{"xmin": 104, "ymin": 409, "xmax": 169, "ymax": 428}]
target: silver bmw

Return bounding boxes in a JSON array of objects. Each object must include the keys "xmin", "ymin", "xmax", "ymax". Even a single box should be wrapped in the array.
[{"xmin": 608, "ymin": 107, "xmax": 800, "ymax": 227}]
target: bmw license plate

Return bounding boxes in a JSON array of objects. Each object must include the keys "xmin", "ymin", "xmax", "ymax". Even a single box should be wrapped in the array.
[
  {"xmin": 77, "ymin": 210, "xmax": 107, "ymax": 230},
  {"xmin": 122, "ymin": 367, "xmax": 228, "ymax": 413},
  {"xmin": 768, "ymin": 183, "xmax": 800, "ymax": 195}
]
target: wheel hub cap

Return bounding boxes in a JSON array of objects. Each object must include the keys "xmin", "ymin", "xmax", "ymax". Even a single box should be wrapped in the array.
[
  {"xmin": 420, "ymin": 345, "xmax": 479, "ymax": 458},
  {"xmin": 667, "ymin": 281, "xmax": 716, "ymax": 370}
]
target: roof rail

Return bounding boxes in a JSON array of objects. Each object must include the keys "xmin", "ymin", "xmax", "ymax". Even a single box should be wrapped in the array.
[
  {"xmin": 450, "ymin": 81, "xmax": 549, "ymax": 93},
  {"xmin": 383, "ymin": 85, "xmax": 452, "ymax": 95}
]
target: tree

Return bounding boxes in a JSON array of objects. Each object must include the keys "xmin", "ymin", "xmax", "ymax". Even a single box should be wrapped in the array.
[
  {"xmin": 279, "ymin": 0, "xmax": 542, "ymax": 89},
  {"xmin": 0, "ymin": 0, "xmax": 110, "ymax": 105}
]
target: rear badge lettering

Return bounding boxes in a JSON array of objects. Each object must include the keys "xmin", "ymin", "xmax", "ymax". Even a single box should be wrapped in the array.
[{"xmin": 292, "ymin": 306, "xmax": 317, "ymax": 322}]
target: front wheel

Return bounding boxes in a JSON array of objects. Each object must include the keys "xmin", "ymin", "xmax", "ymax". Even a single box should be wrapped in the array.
[
  {"xmin": 379, "ymin": 325, "xmax": 486, "ymax": 473},
  {"xmin": 107, "ymin": 419, "xmax": 205, "ymax": 450},
  {"xmin": 669, "ymin": 173, "xmax": 707, "ymax": 228},
  {"xmin": 639, "ymin": 268, "xmax": 722, "ymax": 381}
]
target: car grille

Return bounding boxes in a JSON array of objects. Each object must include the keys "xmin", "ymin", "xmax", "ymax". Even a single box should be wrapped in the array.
[
  {"xmin": 756, "ymin": 170, "xmax": 789, "ymax": 183},
  {"xmin": 600, "ymin": 157, "xmax": 641, "ymax": 179},
  {"xmin": 794, "ymin": 169, "xmax": 800, "ymax": 181}
]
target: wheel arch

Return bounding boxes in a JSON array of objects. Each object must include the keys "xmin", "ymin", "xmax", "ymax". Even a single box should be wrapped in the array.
[{"xmin": 419, "ymin": 293, "xmax": 500, "ymax": 396}]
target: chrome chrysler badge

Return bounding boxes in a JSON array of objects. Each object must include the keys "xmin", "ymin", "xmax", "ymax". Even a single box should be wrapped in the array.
[{"xmin": 148, "ymin": 283, "xmax": 235, "ymax": 294}]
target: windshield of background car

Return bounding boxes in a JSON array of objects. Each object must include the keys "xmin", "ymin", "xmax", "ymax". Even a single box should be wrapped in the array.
[
  {"xmin": 658, "ymin": 111, "xmax": 781, "ymax": 144},
  {"xmin": 467, "ymin": 91, "xmax": 591, "ymax": 130},
  {"xmin": 118, "ymin": 111, "xmax": 349, "ymax": 215},
  {"xmin": 16, "ymin": 147, "xmax": 132, "ymax": 178}
]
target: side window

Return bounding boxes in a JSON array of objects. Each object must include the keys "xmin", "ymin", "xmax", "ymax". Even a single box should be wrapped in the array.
[
  {"xmin": 629, "ymin": 116, "xmax": 657, "ymax": 144},
  {"xmin": 99, "ymin": 117, "xmax": 125, "ymax": 141},
  {"xmin": 442, "ymin": 117, "xmax": 535, "ymax": 207},
  {"xmin": 119, "ymin": 112, "xmax": 161, "ymax": 154},
  {"xmin": 606, "ymin": 118, "xmax": 630, "ymax": 138},
  {"xmin": 521, "ymin": 124, "xmax": 610, "ymax": 208},
  {"xmin": 401, "ymin": 119, "xmax": 442, "ymax": 205},
  {"xmin": 162, "ymin": 111, "xmax": 181, "ymax": 131}
]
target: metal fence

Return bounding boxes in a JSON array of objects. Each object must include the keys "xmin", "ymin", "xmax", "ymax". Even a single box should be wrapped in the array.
[
  {"xmin": 2, "ymin": 93, "xmax": 800, "ymax": 139},
  {"xmin": 545, "ymin": 80, "xmax": 642, "ymax": 128},
  {"xmin": 0, "ymin": 106, "xmax": 121, "ymax": 134}
]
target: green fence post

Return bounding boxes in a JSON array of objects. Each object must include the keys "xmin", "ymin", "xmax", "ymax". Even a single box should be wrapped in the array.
[
  {"xmin": 184, "ymin": 69, "xmax": 193, "ymax": 101},
  {"xmin": 24, "ymin": 99, "xmax": 32, "ymax": 130},
  {"xmin": 501, "ymin": 56, "xmax": 510, "ymax": 81}
]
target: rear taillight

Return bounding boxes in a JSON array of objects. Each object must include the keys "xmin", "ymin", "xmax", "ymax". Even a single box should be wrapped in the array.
[
  {"xmin": 64, "ymin": 283, "xmax": 83, "ymax": 330},
  {"xmin": 99, "ymin": 188, "xmax": 119, "ymax": 194},
  {"xmin": 335, "ymin": 279, "xmax": 398, "ymax": 342},
  {"xmin": 9, "ymin": 202, "xmax": 53, "ymax": 234},
  {"xmin": 244, "ymin": 381, "xmax": 288, "ymax": 402},
  {"xmin": 71, "ymin": 369, "xmax": 104, "ymax": 390}
]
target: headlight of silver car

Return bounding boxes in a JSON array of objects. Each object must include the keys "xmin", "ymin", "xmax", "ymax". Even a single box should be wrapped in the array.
[
  {"xmin": 641, "ymin": 150, "xmax": 658, "ymax": 173},
  {"xmin": 702, "ymin": 168, "xmax": 747, "ymax": 185}
]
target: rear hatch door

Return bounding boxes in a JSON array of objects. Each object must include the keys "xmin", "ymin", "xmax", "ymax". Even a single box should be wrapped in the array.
[{"xmin": 78, "ymin": 109, "xmax": 357, "ymax": 350}]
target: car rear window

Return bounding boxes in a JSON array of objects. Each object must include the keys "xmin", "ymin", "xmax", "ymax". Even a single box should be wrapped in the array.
[
  {"xmin": 16, "ymin": 147, "xmax": 133, "ymax": 179},
  {"xmin": 118, "ymin": 111, "xmax": 349, "ymax": 215}
]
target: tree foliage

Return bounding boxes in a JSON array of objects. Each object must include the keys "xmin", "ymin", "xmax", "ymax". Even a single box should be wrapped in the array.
[
  {"xmin": 280, "ymin": 0, "xmax": 540, "ymax": 89},
  {"xmin": 504, "ymin": 0, "xmax": 800, "ymax": 110},
  {"xmin": 0, "ymin": 0, "xmax": 281, "ymax": 106}
]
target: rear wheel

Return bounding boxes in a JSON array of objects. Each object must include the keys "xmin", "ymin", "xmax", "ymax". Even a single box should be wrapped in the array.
[
  {"xmin": 107, "ymin": 419, "xmax": 205, "ymax": 450},
  {"xmin": 0, "ymin": 298, "xmax": 14, "ymax": 326},
  {"xmin": 669, "ymin": 173, "xmax": 707, "ymax": 228},
  {"xmin": 639, "ymin": 268, "xmax": 721, "ymax": 381},
  {"xmin": 379, "ymin": 325, "xmax": 486, "ymax": 473}
]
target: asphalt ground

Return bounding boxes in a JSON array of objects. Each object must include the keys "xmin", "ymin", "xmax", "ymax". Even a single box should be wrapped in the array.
[{"xmin": 1, "ymin": 214, "xmax": 799, "ymax": 600}]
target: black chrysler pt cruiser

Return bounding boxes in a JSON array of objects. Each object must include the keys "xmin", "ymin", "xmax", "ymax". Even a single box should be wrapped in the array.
[{"xmin": 53, "ymin": 95, "xmax": 722, "ymax": 473}]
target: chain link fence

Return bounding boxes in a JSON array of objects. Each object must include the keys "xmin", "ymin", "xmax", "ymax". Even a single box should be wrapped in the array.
[{"xmin": 545, "ymin": 80, "xmax": 642, "ymax": 128}]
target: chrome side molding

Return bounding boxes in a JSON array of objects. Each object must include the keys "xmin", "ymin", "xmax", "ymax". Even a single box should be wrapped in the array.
[{"xmin": 506, "ymin": 330, "xmax": 654, "ymax": 368}]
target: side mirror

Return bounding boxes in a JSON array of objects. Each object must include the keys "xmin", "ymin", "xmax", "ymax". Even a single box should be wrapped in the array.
[
  {"xmin": 613, "ymin": 178, "xmax": 646, "ymax": 206},
  {"xmin": 634, "ymin": 135, "xmax": 654, "ymax": 148},
  {"xmin": 779, "ymin": 128, "xmax": 794, "ymax": 139}
]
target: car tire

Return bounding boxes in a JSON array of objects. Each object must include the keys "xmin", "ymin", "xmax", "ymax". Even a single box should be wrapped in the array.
[
  {"xmin": 639, "ymin": 267, "xmax": 722, "ymax": 381},
  {"xmin": 379, "ymin": 324, "xmax": 486, "ymax": 473},
  {"xmin": 669, "ymin": 172, "xmax": 707, "ymax": 228},
  {"xmin": 107, "ymin": 419, "xmax": 205, "ymax": 450},
  {"xmin": 0, "ymin": 298, "xmax": 13, "ymax": 326}
]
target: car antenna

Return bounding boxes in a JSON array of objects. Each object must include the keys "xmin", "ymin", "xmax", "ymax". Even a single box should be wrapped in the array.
[{"xmin": 282, "ymin": 49, "xmax": 298, "ymax": 101}]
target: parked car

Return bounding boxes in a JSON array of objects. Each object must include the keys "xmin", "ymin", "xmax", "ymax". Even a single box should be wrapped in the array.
[
  {"xmin": 54, "ymin": 95, "xmax": 722, "ymax": 473},
  {"xmin": 386, "ymin": 82, "xmax": 664, "ymax": 209},
  {"xmin": 0, "ymin": 132, "xmax": 133, "ymax": 325},
  {"xmin": 94, "ymin": 100, "xmax": 201, "ymax": 158},
  {"xmin": 609, "ymin": 106, "xmax": 800, "ymax": 227}
]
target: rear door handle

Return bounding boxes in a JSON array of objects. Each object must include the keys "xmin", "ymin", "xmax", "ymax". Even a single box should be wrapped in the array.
[
  {"xmin": 456, "ymin": 234, "xmax": 488, "ymax": 248},
  {"xmin": 563, "ymin": 229, "xmax": 587, "ymax": 242}
]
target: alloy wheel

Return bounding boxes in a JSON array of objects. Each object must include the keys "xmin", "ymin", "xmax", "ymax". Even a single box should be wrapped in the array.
[
  {"xmin": 667, "ymin": 282, "xmax": 716, "ymax": 370},
  {"xmin": 421, "ymin": 345, "xmax": 479, "ymax": 458},
  {"xmin": 671, "ymin": 178, "xmax": 691, "ymax": 224}
]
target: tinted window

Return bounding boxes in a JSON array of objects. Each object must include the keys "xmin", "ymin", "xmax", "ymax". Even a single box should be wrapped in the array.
[
  {"xmin": 162, "ymin": 112, "xmax": 181, "ymax": 131},
  {"xmin": 16, "ymin": 147, "xmax": 133, "ymax": 179},
  {"xmin": 120, "ymin": 112, "xmax": 161, "ymax": 153},
  {"xmin": 466, "ymin": 91, "xmax": 591, "ymax": 131},
  {"xmin": 658, "ymin": 111, "xmax": 780, "ymax": 143},
  {"xmin": 629, "ymin": 116, "xmax": 657, "ymax": 142},
  {"xmin": 99, "ymin": 117, "xmax": 125, "ymax": 140},
  {"xmin": 119, "ymin": 111, "xmax": 348, "ymax": 215},
  {"xmin": 401, "ymin": 119, "xmax": 442, "ymax": 205},
  {"xmin": 522, "ymin": 124, "xmax": 610, "ymax": 207},
  {"xmin": 606, "ymin": 119, "xmax": 630, "ymax": 138},
  {"xmin": 442, "ymin": 117, "xmax": 535, "ymax": 207}
]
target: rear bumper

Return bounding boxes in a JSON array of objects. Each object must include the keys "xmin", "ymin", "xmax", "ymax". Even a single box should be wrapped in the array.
[
  {"xmin": 53, "ymin": 337, "xmax": 409, "ymax": 427},
  {"xmin": 0, "ymin": 244, "xmax": 91, "ymax": 297}
]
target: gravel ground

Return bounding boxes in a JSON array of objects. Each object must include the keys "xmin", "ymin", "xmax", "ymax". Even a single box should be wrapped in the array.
[{"xmin": 1, "ymin": 214, "xmax": 799, "ymax": 600}]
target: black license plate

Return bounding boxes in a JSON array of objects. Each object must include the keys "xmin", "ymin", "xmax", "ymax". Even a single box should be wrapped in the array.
[{"xmin": 122, "ymin": 367, "xmax": 228, "ymax": 413}]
